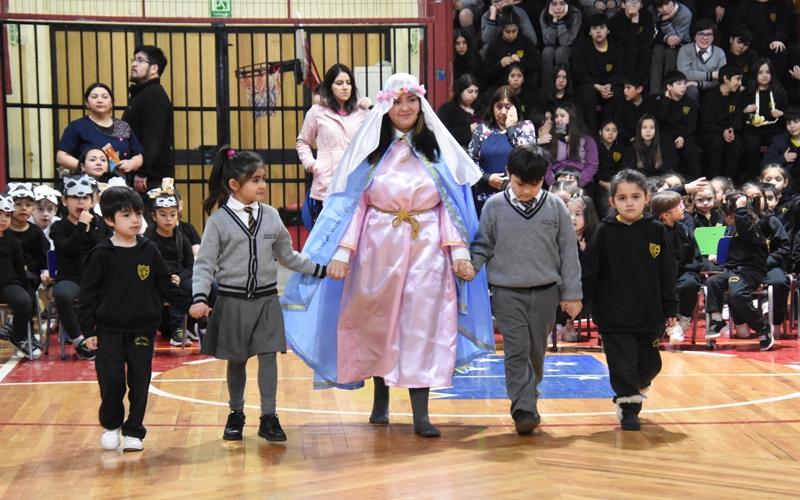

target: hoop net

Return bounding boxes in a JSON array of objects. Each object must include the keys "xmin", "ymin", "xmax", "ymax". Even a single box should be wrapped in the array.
[{"xmin": 235, "ymin": 63, "xmax": 283, "ymax": 118}]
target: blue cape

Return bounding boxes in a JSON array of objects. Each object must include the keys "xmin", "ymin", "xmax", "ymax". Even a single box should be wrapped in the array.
[{"xmin": 280, "ymin": 144, "xmax": 495, "ymax": 389}]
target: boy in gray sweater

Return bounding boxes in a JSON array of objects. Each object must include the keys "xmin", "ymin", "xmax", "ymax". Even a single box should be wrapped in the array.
[{"xmin": 466, "ymin": 143, "xmax": 582, "ymax": 435}]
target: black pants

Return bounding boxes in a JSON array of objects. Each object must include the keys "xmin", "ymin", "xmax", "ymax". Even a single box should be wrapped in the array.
[
  {"xmin": 742, "ymin": 131, "xmax": 776, "ymax": 180},
  {"xmin": 601, "ymin": 331, "xmax": 662, "ymax": 399},
  {"xmin": 765, "ymin": 267, "xmax": 790, "ymax": 326},
  {"xmin": 95, "ymin": 330, "xmax": 155, "ymax": 439},
  {"xmin": 677, "ymin": 272, "xmax": 701, "ymax": 318},
  {"xmin": 576, "ymin": 83, "xmax": 622, "ymax": 130},
  {"xmin": 52, "ymin": 280, "xmax": 80, "ymax": 340},
  {"xmin": 699, "ymin": 132, "xmax": 742, "ymax": 179},
  {"xmin": 662, "ymin": 134, "xmax": 702, "ymax": 180},
  {"xmin": 706, "ymin": 267, "xmax": 768, "ymax": 332},
  {"xmin": 0, "ymin": 284, "xmax": 32, "ymax": 343}
]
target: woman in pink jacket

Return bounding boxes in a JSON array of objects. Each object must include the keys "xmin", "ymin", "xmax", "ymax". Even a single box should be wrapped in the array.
[{"xmin": 296, "ymin": 64, "xmax": 370, "ymax": 227}]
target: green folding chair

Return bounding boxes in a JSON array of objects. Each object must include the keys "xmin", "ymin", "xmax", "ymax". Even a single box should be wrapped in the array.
[{"xmin": 694, "ymin": 226, "xmax": 726, "ymax": 256}]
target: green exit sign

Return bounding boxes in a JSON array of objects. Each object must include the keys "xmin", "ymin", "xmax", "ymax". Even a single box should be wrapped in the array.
[{"xmin": 210, "ymin": 0, "xmax": 232, "ymax": 18}]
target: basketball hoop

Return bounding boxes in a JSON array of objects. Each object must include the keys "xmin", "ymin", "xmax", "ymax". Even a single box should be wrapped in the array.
[{"xmin": 235, "ymin": 62, "xmax": 283, "ymax": 118}]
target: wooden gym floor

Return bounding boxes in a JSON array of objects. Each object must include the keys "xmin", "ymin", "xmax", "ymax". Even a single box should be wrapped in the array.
[{"xmin": 2, "ymin": 334, "xmax": 800, "ymax": 499}]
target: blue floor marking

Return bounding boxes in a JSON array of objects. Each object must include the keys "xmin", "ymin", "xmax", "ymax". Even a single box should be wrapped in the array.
[{"xmin": 434, "ymin": 354, "xmax": 614, "ymax": 400}]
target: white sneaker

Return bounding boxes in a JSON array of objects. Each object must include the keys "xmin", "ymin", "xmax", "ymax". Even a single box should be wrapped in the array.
[
  {"xmin": 561, "ymin": 322, "xmax": 577, "ymax": 342},
  {"xmin": 677, "ymin": 315, "xmax": 692, "ymax": 334},
  {"xmin": 100, "ymin": 428, "xmax": 120, "ymax": 450},
  {"xmin": 722, "ymin": 306, "xmax": 729, "ymax": 320},
  {"xmin": 668, "ymin": 325, "xmax": 684, "ymax": 345},
  {"xmin": 122, "ymin": 436, "xmax": 143, "ymax": 452}
]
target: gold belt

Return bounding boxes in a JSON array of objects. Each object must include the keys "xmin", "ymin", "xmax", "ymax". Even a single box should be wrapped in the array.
[{"xmin": 368, "ymin": 204, "xmax": 435, "ymax": 240}]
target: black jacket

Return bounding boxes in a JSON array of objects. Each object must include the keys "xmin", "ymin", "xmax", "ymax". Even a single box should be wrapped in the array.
[
  {"xmin": 652, "ymin": 94, "xmax": 697, "ymax": 140},
  {"xmin": 700, "ymin": 86, "xmax": 743, "ymax": 135},
  {"xmin": 571, "ymin": 38, "xmax": 624, "ymax": 87},
  {"xmin": 723, "ymin": 207, "xmax": 769, "ymax": 274},
  {"xmin": 437, "ymin": 100, "xmax": 475, "ymax": 149},
  {"xmin": 77, "ymin": 236, "xmax": 192, "ymax": 338},
  {"xmin": 145, "ymin": 226, "xmax": 194, "ymax": 282},
  {"xmin": 693, "ymin": 209, "xmax": 725, "ymax": 228},
  {"xmin": 764, "ymin": 214, "xmax": 790, "ymax": 270},
  {"xmin": 614, "ymin": 95, "xmax": 656, "ymax": 144},
  {"xmin": 608, "ymin": 8, "xmax": 655, "ymax": 48},
  {"xmin": 725, "ymin": 49, "xmax": 760, "ymax": 88},
  {"xmin": 50, "ymin": 216, "xmax": 112, "ymax": 284},
  {"xmin": 482, "ymin": 35, "xmax": 542, "ymax": 89},
  {"xmin": 0, "ymin": 233, "xmax": 26, "ymax": 288},
  {"xmin": 7, "ymin": 223, "xmax": 49, "ymax": 274},
  {"xmin": 596, "ymin": 141, "xmax": 626, "ymax": 183},
  {"xmin": 121, "ymin": 78, "xmax": 175, "ymax": 181},
  {"xmin": 582, "ymin": 213, "xmax": 679, "ymax": 334},
  {"xmin": 665, "ymin": 220, "xmax": 704, "ymax": 275}
]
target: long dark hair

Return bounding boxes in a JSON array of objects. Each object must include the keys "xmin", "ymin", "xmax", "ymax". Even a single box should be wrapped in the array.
[
  {"xmin": 483, "ymin": 86, "xmax": 522, "ymax": 129},
  {"xmin": 633, "ymin": 114, "xmax": 663, "ymax": 171},
  {"xmin": 745, "ymin": 57, "xmax": 786, "ymax": 96},
  {"xmin": 546, "ymin": 63, "xmax": 572, "ymax": 105},
  {"xmin": 496, "ymin": 9, "xmax": 521, "ymax": 41},
  {"xmin": 453, "ymin": 29, "xmax": 482, "ymax": 80},
  {"xmin": 367, "ymin": 113, "xmax": 440, "ymax": 165},
  {"xmin": 319, "ymin": 63, "xmax": 360, "ymax": 115},
  {"xmin": 567, "ymin": 195, "xmax": 599, "ymax": 243},
  {"xmin": 202, "ymin": 145, "xmax": 264, "ymax": 214},
  {"xmin": 451, "ymin": 73, "xmax": 481, "ymax": 106},
  {"xmin": 551, "ymin": 102, "xmax": 590, "ymax": 160}
]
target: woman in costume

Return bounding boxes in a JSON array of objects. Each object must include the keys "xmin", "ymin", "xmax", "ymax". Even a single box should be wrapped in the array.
[{"xmin": 281, "ymin": 73, "xmax": 494, "ymax": 438}]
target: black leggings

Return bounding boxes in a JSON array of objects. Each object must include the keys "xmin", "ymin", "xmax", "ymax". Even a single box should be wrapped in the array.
[{"xmin": 0, "ymin": 284, "xmax": 32, "ymax": 343}]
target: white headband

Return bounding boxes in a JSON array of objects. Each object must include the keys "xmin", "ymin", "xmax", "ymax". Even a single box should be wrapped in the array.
[
  {"xmin": 7, "ymin": 182, "xmax": 35, "ymax": 200},
  {"xmin": 327, "ymin": 73, "xmax": 482, "ymax": 196},
  {"xmin": 34, "ymin": 185, "xmax": 62, "ymax": 205},
  {"xmin": 0, "ymin": 194, "xmax": 13, "ymax": 213},
  {"xmin": 97, "ymin": 177, "xmax": 127, "ymax": 193},
  {"xmin": 63, "ymin": 174, "xmax": 97, "ymax": 197}
]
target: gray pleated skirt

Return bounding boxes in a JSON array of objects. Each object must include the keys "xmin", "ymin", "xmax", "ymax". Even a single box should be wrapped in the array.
[{"xmin": 200, "ymin": 294, "xmax": 286, "ymax": 361}]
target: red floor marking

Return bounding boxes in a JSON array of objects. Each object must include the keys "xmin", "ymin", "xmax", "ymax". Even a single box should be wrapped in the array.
[{"xmin": 2, "ymin": 336, "xmax": 212, "ymax": 384}]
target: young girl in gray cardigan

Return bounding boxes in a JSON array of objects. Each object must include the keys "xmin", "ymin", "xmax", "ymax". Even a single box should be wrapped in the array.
[{"xmin": 190, "ymin": 146, "xmax": 328, "ymax": 443}]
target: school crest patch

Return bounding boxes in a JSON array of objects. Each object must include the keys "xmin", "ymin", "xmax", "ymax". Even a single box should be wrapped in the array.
[
  {"xmin": 743, "ymin": 66, "xmax": 749, "ymax": 74},
  {"xmin": 729, "ymin": 276, "xmax": 741, "ymax": 283},
  {"xmin": 613, "ymin": 151, "xmax": 622, "ymax": 162},
  {"xmin": 134, "ymin": 336, "xmax": 150, "ymax": 346},
  {"xmin": 606, "ymin": 63, "xmax": 613, "ymax": 72},
  {"xmin": 517, "ymin": 50, "xmax": 524, "ymax": 58},
  {"xmin": 638, "ymin": 26, "xmax": 643, "ymax": 34},
  {"xmin": 137, "ymin": 265, "xmax": 150, "ymax": 281},
  {"xmin": 770, "ymin": 13, "xmax": 777, "ymax": 22},
  {"xmin": 729, "ymin": 105, "xmax": 736, "ymax": 113},
  {"xmin": 683, "ymin": 106, "xmax": 690, "ymax": 115},
  {"xmin": 649, "ymin": 243, "xmax": 660, "ymax": 258}
]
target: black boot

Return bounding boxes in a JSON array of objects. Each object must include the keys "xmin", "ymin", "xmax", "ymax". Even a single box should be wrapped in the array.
[
  {"xmin": 409, "ymin": 388, "xmax": 441, "ymax": 438},
  {"xmin": 369, "ymin": 376, "xmax": 390, "ymax": 424},
  {"xmin": 223, "ymin": 410, "xmax": 245, "ymax": 440},
  {"xmin": 615, "ymin": 395, "xmax": 643, "ymax": 431},
  {"xmin": 258, "ymin": 413, "xmax": 287, "ymax": 442}
]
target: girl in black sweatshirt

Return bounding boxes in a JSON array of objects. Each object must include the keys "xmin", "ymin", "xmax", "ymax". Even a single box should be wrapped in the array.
[
  {"xmin": 482, "ymin": 10, "xmax": 542, "ymax": 92},
  {"xmin": 651, "ymin": 190, "xmax": 704, "ymax": 345},
  {"xmin": 582, "ymin": 169, "xmax": 678, "ymax": 431},
  {"xmin": 704, "ymin": 192, "xmax": 773, "ymax": 350}
]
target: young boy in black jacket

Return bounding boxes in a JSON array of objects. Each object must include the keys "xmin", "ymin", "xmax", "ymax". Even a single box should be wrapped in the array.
[
  {"xmin": 582, "ymin": 169, "xmax": 678, "ymax": 431},
  {"xmin": 78, "ymin": 186, "xmax": 191, "ymax": 452},
  {"xmin": 699, "ymin": 64, "xmax": 744, "ymax": 179},
  {"xmin": 653, "ymin": 70, "xmax": 701, "ymax": 179}
]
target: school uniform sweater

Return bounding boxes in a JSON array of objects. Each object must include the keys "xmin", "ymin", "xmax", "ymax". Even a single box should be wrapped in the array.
[
  {"xmin": 77, "ymin": 237, "xmax": 192, "ymax": 338},
  {"xmin": 725, "ymin": 49, "xmax": 760, "ymax": 87},
  {"xmin": 614, "ymin": 95, "xmax": 657, "ymax": 144},
  {"xmin": 146, "ymin": 229, "xmax": 194, "ymax": 282},
  {"xmin": 764, "ymin": 214, "xmax": 790, "ymax": 270},
  {"xmin": 676, "ymin": 44, "xmax": 727, "ymax": 89},
  {"xmin": 50, "ymin": 217, "xmax": 111, "ymax": 284},
  {"xmin": 0, "ymin": 233, "xmax": 26, "ymax": 288},
  {"xmin": 571, "ymin": 38, "xmax": 624, "ymax": 87},
  {"xmin": 723, "ymin": 208, "xmax": 769, "ymax": 274},
  {"xmin": 581, "ymin": 213, "xmax": 679, "ymax": 334},
  {"xmin": 482, "ymin": 36, "xmax": 542, "ymax": 89},
  {"xmin": 470, "ymin": 189, "xmax": 582, "ymax": 299},
  {"xmin": 734, "ymin": 0, "xmax": 791, "ymax": 50},
  {"xmin": 192, "ymin": 203, "xmax": 326, "ymax": 304},
  {"xmin": 665, "ymin": 220, "xmax": 703, "ymax": 275},
  {"xmin": 596, "ymin": 141, "xmax": 626, "ymax": 183},
  {"xmin": 700, "ymin": 87, "xmax": 743, "ymax": 135},
  {"xmin": 652, "ymin": 94, "xmax": 697, "ymax": 139},
  {"xmin": 649, "ymin": 2, "xmax": 692, "ymax": 46},
  {"xmin": 7, "ymin": 223, "xmax": 49, "ymax": 273},
  {"xmin": 608, "ymin": 8, "xmax": 654, "ymax": 48},
  {"xmin": 693, "ymin": 209, "xmax": 725, "ymax": 228}
]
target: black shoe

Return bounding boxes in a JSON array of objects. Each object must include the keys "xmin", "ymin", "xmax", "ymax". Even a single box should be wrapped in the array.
[
  {"xmin": 705, "ymin": 319, "xmax": 727, "ymax": 339},
  {"xmin": 618, "ymin": 402, "xmax": 642, "ymax": 431},
  {"xmin": 223, "ymin": 410, "xmax": 245, "ymax": 440},
  {"xmin": 9, "ymin": 337, "xmax": 42, "ymax": 359},
  {"xmin": 74, "ymin": 340, "xmax": 96, "ymax": 361},
  {"xmin": 258, "ymin": 413, "xmax": 287, "ymax": 442},
  {"xmin": 513, "ymin": 410, "xmax": 541, "ymax": 435},
  {"xmin": 0, "ymin": 321, "xmax": 11, "ymax": 341},
  {"xmin": 758, "ymin": 327, "xmax": 775, "ymax": 351}
]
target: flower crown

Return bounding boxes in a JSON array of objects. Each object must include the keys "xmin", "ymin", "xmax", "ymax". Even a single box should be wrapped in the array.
[{"xmin": 376, "ymin": 84, "xmax": 426, "ymax": 103}]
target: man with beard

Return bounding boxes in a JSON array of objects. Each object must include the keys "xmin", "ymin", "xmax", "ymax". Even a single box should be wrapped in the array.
[{"xmin": 122, "ymin": 46, "xmax": 174, "ymax": 199}]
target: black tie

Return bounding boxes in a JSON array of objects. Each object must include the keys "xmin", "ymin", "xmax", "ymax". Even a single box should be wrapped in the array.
[
  {"xmin": 243, "ymin": 206, "xmax": 256, "ymax": 234},
  {"xmin": 520, "ymin": 198, "xmax": 536, "ymax": 213},
  {"xmin": 698, "ymin": 49, "xmax": 707, "ymax": 62}
]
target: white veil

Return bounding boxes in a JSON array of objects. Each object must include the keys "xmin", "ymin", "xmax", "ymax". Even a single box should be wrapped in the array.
[{"xmin": 326, "ymin": 73, "xmax": 482, "ymax": 196}]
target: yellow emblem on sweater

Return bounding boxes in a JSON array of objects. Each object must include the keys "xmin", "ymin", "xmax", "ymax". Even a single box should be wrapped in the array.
[
  {"xmin": 606, "ymin": 64, "xmax": 613, "ymax": 72},
  {"xmin": 137, "ymin": 265, "xmax": 150, "ymax": 280},
  {"xmin": 649, "ymin": 243, "xmax": 660, "ymax": 258},
  {"xmin": 770, "ymin": 13, "xmax": 777, "ymax": 22},
  {"xmin": 613, "ymin": 151, "xmax": 622, "ymax": 161},
  {"xmin": 729, "ymin": 105, "xmax": 736, "ymax": 113},
  {"xmin": 683, "ymin": 106, "xmax": 690, "ymax": 115},
  {"xmin": 517, "ymin": 50, "xmax": 524, "ymax": 58},
  {"xmin": 638, "ymin": 26, "xmax": 643, "ymax": 34},
  {"xmin": 729, "ymin": 276, "xmax": 740, "ymax": 283},
  {"xmin": 743, "ymin": 66, "xmax": 749, "ymax": 74}
]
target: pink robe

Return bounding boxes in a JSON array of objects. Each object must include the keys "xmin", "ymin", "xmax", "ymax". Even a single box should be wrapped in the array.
[{"xmin": 336, "ymin": 140, "xmax": 467, "ymax": 388}]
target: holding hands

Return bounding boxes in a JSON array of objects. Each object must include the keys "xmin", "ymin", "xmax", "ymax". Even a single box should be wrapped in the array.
[
  {"xmin": 190, "ymin": 303, "xmax": 210, "ymax": 319},
  {"xmin": 452, "ymin": 259, "xmax": 475, "ymax": 281},
  {"xmin": 327, "ymin": 260, "xmax": 350, "ymax": 280},
  {"xmin": 561, "ymin": 300, "xmax": 582, "ymax": 319}
]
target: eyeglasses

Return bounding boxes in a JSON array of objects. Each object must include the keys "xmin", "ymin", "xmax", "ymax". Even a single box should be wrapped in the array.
[
  {"xmin": 666, "ymin": 201, "xmax": 685, "ymax": 213},
  {"xmin": 696, "ymin": 32, "xmax": 714, "ymax": 39},
  {"xmin": 131, "ymin": 57, "xmax": 151, "ymax": 65}
]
